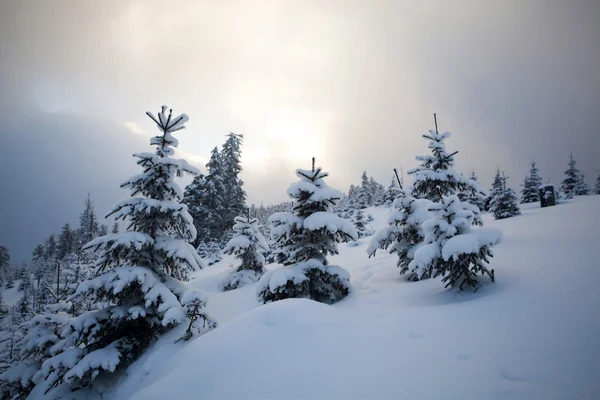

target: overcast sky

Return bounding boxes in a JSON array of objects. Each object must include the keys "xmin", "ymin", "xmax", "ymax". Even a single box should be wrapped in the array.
[{"xmin": 1, "ymin": 0, "xmax": 599, "ymax": 263}]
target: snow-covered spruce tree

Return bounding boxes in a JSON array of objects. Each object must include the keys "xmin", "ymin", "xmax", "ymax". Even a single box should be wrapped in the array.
[
  {"xmin": 561, "ymin": 153, "xmax": 581, "ymax": 197},
  {"xmin": 111, "ymin": 222, "xmax": 119, "ymax": 234},
  {"xmin": 352, "ymin": 209, "xmax": 374, "ymax": 239},
  {"xmin": 221, "ymin": 213, "xmax": 269, "ymax": 291},
  {"xmin": 355, "ymin": 171, "xmax": 373, "ymax": 209},
  {"xmin": 78, "ymin": 193, "xmax": 100, "ymax": 248},
  {"xmin": 520, "ymin": 161, "xmax": 543, "ymax": 203},
  {"xmin": 465, "ymin": 170, "xmax": 486, "ymax": 211},
  {"xmin": 368, "ymin": 187, "xmax": 432, "ymax": 280},
  {"xmin": 408, "ymin": 124, "xmax": 483, "ymax": 203},
  {"xmin": 257, "ymin": 160, "xmax": 357, "ymax": 304},
  {"xmin": 383, "ymin": 175, "xmax": 402, "ymax": 206},
  {"xmin": 30, "ymin": 106, "xmax": 216, "ymax": 393},
  {"xmin": 0, "ymin": 245, "xmax": 9, "ymax": 285},
  {"xmin": 574, "ymin": 172, "xmax": 590, "ymax": 195},
  {"xmin": 595, "ymin": 171, "xmax": 600, "ymax": 194},
  {"xmin": 484, "ymin": 168, "xmax": 503, "ymax": 211},
  {"xmin": 221, "ymin": 132, "xmax": 247, "ymax": 231},
  {"xmin": 0, "ymin": 303, "xmax": 70, "ymax": 398},
  {"xmin": 408, "ymin": 194, "xmax": 502, "ymax": 291},
  {"xmin": 183, "ymin": 173, "xmax": 212, "ymax": 247},
  {"xmin": 490, "ymin": 172, "xmax": 521, "ymax": 220},
  {"xmin": 204, "ymin": 147, "xmax": 227, "ymax": 241}
]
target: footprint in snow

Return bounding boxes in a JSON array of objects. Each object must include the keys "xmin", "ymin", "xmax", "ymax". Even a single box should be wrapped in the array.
[{"xmin": 499, "ymin": 370, "xmax": 530, "ymax": 382}]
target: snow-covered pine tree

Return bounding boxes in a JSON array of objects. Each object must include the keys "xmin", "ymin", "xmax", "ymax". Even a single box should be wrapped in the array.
[
  {"xmin": 574, "ymin": 172, "xmax": 590, "ymax": 195},
  {"xmin": 221, "ymin": 212, "xmax": 269, "ymax": 291},
  {"xmin": 57, "ymin": 223, "xmax": 77, "ymax": 260},
  {"xmin": 368, "ymin": 186, "xmax": 432, "ymax": 280},
  {"xmin": 490, "ymin": 172, "xmax": 521, "ymax": 220},
  {"xmin": 351, "ymin": 209, "xmax": 374, "ymax": 239},
  {"xmin": 484, "ymin": 168, "xmax": 504, "ymax": 211},
  {"xmin": 595, "ymin": 171, "xmax": 600, "ymax": 194},
  {"xmin": 78, "ymin": 194, "xmax": 99, "ymax": 246},
  {"xmin": 221, "ymin": 132, "xmax": 247, "ymax": 231},
  {"xmin": 0, "ymin": 245, "xmax": 9, "ymax": 285},
  {"xmin": 408, "ymin": 122, "xmax": 483, "ymax": 202},
  {"xmin": 520, "ymin": 160, "xmax": 543, "ymax": 203},
  {"xmin": 561, "ymin": 154, "xmax": 581, "ymax": 197},
  {"xmin": 204, "ymin": 147, "xmax": 227, "ymax": 241},
  {"xmin": 465, "ymin": 170, "xmax": 486, "ymax": 211},
  {"xmin": 408, "ymin": 194, "xmax": 502, "ymax": 291},
  {"xmin": 0, "ymin": 303, "xmax": 70, "ymax": 398},
  {"xmin": 183, "ymin": 173, "xmax": 212, "ymax": 246},
  {"xmin": 257, "ymin": 159, "xmax": 357, "ymax": 304},
  {"xmin": 355, "ymin": 171, "xmax": 373, "ymax": 209},
  {"xmin": 29, "ymin": 106, "xmax": 216, "ymax": 393},
  {"xmin": 368, "ymin": 176, "xmax": 384, "ymax": 206},
  {"xmin": 383, "ymin": 175, "xmax": 402, "ymax": 206}
]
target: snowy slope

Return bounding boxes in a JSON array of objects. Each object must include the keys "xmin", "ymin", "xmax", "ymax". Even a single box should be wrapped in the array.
[{"xmin": 109, "ymin": 197, "xmax": 600, "ymax": 400}]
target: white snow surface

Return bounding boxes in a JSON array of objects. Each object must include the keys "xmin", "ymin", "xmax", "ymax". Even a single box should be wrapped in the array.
[{"xmin": 94, "ymin": 198, "xmax": 599, "ymax": 400}]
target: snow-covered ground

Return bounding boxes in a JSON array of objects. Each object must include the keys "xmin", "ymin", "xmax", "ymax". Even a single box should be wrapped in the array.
[{"xmin": 110, "ymin": 196, "xmax": 600, "ymax": 400}]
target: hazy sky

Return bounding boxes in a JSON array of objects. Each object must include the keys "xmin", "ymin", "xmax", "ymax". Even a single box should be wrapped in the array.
[{"xmin": 1, "ymin": 0, "xmax": 599, "ymax": 263}]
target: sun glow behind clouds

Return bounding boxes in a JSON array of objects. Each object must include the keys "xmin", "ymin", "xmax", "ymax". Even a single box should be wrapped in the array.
[{"xmin": 243, "ymin": 109, "xmax": 329, "ymax": 170}]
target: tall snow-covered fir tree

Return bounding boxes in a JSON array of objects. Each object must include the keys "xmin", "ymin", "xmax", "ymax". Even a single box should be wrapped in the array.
[
  {"xmin": 221, "ymin": 213, "xmax": 269, "ymax": 291},
  {"xmin": 408, "ymin": 194, "xmax": 502, "ymax": 291},
  {"xmin": 221, "ymin": 132, "xmax": 247, "ymax": 230},
  {"xmin": 16, "ymin": 106, "xmax": 216, "ymax": 395},
  {"xmin": 520, "ymin": 161, "xmax": 543, "ymax": 204},
  {"xmin": 257, "ymin": 159, "xmax": 357, "ymax": 304},
  {"xmin": 368, "ymin": 187, "xmax": 432, "ymax": 280},
  {"xmin": 0, "ymin": 245, "xmax": 9, "ymax": 285},
  {"xmin": 408, "ymin": 123, "xmax": 483, "ymax": 202},
  {"xmin": 183, "ymin": 173, "xmax": 213, "ymax": 246},
  {"xmin": 561, "ymin": 154, "xmax": 582, "ymax": 197},
  {"xmin": 490, "ymin": 172, "xmax": 521, "ymax": 220},
  {"xmin": 204, "ymin": 147, "xmax": 227, "ymax": 240},
  {"xmin": 78, "ymin": 194, "xmax": 100, "ymax": 247}
]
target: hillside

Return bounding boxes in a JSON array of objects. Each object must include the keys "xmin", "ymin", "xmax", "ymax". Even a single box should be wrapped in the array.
[{"xmin": 99, "ymin": 197, "xmax": 599, "ymax": 399}]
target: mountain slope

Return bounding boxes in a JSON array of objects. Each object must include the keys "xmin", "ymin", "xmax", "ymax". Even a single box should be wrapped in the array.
[{"xmin": 109, "ymin": 197, "xmax": 600, "ymax": 400}]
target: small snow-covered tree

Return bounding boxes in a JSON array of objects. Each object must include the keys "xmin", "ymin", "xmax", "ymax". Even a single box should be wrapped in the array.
[
  {"xmin": 0, "ymin": 303, "xmax": 70, "ymax": 398},
  {"xmin": 111, "ymin": 222, "xmax": 119, "ymax": 234},
  {"xmin": 561, "ymin": 154, "xmax": 581, "ymax": 197},
  {"xmin": 383, "ymin": 175, "xmax": 402, "ymax": 206},
  {"xmin": 484, "ymin": 168, "xmax": 503, "ymax": 211},
  {"xmin": 29, "ymin": 106, "xmax": 215, "ymax": 394},
  {"xmin": 351, "ymin": 209, "xmax": 374, "ymax": 239},
  {"xmin": 196, "ymin": 241, "xmax": 222, "ymax": 266},
  {"xmin": 355, "ymin": 171, "xmax": 372, "ymax": 209},
  {"xmin": 520, "ymin": 161, "xmax": 543, "ymax": 203},
  {"xmin": 221, "ymin": 214, "xmax": 269, "ymax": 291},
  {"xmin": 409, "ymin": 194, "xmax": 502, "ymax": 291},
  {"xmin": 595, "ymin": 171, "xmax": 600, "ymax": 194},
  {"xmin": 464, "ymin": 170, "xmax": 486, "ymax": 211},
  {"xmin": 368, "ymin": 187, "xmax": 432, "ymax": 280},
  {"xmin": 257, "ymin": 160, "xmax": 357, "ymax": 304},
  {"xmin": 408, "ymin": 124, "xmax": 482, "ymax": 202},
  {"xmin": 574, "ymin": 172, "xmax": 590, "ymax": 196},
  {"xmin": 490, "ymin": 172, "xmax": 521, "ymax": 220}
]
